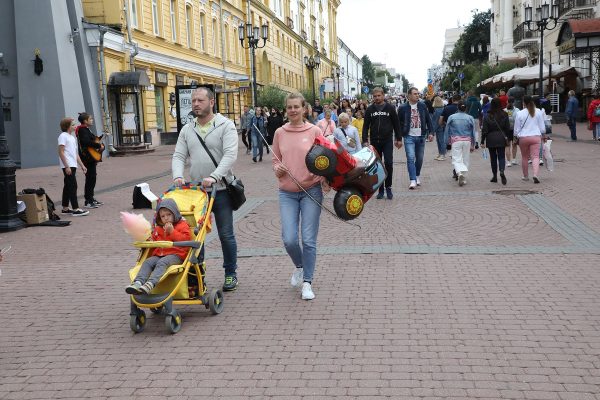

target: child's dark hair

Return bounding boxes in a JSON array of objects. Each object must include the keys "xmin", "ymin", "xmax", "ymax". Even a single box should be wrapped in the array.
[
  {"xmin": 78, "ymin": 112, "xmax": 91, "ymax": 124},
  {"xmin": 456, "ymin": 101, "xmax": 467, "ymax": 112}
]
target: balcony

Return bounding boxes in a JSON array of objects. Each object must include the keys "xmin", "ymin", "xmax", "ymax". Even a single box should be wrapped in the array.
[
  {"xmin": 558, "ymin": 0, "xmax": 597, "ymax": 19},
  {"xmin": 301, "ymin": 30, "xmax": 308, "ymax": 40},
  {"xmin": 286, "ymin": 17, "xmax": 294, "ymax": 30},
  {"xmin": 513, "ymin": 21, "xmax": 540, "ymax": 48},
  {"xmin": 312, "ymin": 39, "xmax": 318, "ymax": 49}
]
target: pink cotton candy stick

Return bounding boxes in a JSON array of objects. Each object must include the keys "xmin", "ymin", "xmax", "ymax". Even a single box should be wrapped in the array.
[{"xmin": 120, "ymin": 211, "xmax": 152, "ymax": 241}]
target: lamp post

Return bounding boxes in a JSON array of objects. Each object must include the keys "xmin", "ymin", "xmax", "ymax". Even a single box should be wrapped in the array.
[
  {"xmin": 471, "ymin": 42, "xmax": 490, "ymax": 90},
  {"xmin": 238, "ymin": 21, "xmax": 269, "ymax": 107},
  {"xmin": 303, "ymin": 50, "xmax": 321, "ymax": 104},
  {"xmin": 525, "ymin": 1, "xmax": 559, "ymax": 98},
  {"xmin": 0, "ymin": 88, "xmax": 26, "ymax": 232},
  {"xmin": 451, "ymin": 59, "xmax": 464, "ymax": 94}
]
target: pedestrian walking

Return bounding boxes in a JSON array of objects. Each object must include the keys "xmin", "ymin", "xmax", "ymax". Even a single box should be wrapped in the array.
[
  {"xmin": 272, "ymin": 92, "xmax": 330, "ymax": 300},
  {"xmin": 312, "ymin": 98, "xmax": 323, "ymax": 116},
  {"xmin": 431, "ymin": 95, "xmax": 447, "ymax": 161},
  {"xmin": 444, "ymin": 101, "xmax": 476, "ymax": 187},
  {"xmin": 333, "ymin": 112, "xmax": 362, "ymax": 154},
  {"xmin": 240, "ymin": 106, "xmax": 252, "ymax": 154},
  {"xmin": 76, "ymin": 112, "xmax": 104, "ymax": 209},
  {"xmin": 58, "ymin": 118, "xmax": 89, "ymax": 216},
  {"xmin": 514, "ymin": 95, "xmax": 547, "ymax": 184},
  {"xmin": 351, "ymin": 109, "xmax": 364, "ymax": 134},
  {"xmin": 481, "ymin": 98, "xmax": 510, "ymax": 185},
  {"xmin": 362, "ymin": 87, "xmax": 402, "ymax": 198},
  {"xmin": 172, "ymin": 86, "xmax": 240, "ymax": 291},
  {"xmin": 586, "ymin": 92, "xmax": 600, "ymax": 140},
  {"xmin": 316, "ymin": 110, "xmax": 336, "ymax": 137},
  {"xmin": 504, "ymin": 97, "xmax": 520, "ymax": 167},
  {"xmin": 267, "ymin": 107, "xmax": 284, "ymax": 146},
  {"xmin": 250, "ymin": 106, "xmax": 267, "ymax": 162},
  {"xmin": 565, "ymin": 90, "xmax": 579, "ymax": 142},
  {"xmin": 399, "ymin": 87, "xmax": 433, "ymax": 190}
]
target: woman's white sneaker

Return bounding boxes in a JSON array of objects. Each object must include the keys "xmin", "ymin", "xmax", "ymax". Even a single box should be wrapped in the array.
[
  {"xmin": 290, "ymin": 268, "xmax": 303, "ymax": 288},
  {"xmin": 301, "ymin": 282, "xmax": 315, "ymax": 300}
]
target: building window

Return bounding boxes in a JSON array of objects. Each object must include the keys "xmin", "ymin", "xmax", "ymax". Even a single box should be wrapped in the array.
[
  {"xmin": 212, "ymin": 19, "xmax": 218, "ymax": 57},
  {"xmin": 234, "ymin": 28, "xmax": 240, "ymax": 63},
  {"xmin": 129, "ymin": 0, "xmax": 138, "ymax": 28},
  {"xmin": 152, "ymin": 0, "xmax": 160, "ymax": 35},
  {"xmin": 185, "ymin": 5, "xmax": 192, "ymax": 47},
  {"xmin": 170, "ymin": 0, "xmax": 177, "ymax": 42},
  {"xmin": 199, "ymin": 13, "xmax": 206, "ymax": 51}
]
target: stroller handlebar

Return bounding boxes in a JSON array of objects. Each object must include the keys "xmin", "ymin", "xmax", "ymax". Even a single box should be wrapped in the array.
[{"xmin": 132, "ymin": 240, "xmax": 200, "ymax": 249}]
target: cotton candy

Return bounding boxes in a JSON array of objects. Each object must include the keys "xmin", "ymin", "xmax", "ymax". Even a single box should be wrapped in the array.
[{"xmin": 120, "ymin": 211, "xmax": 152, "ymax": 241}]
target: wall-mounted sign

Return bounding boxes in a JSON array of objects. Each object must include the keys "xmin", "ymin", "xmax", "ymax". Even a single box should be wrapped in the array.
[{"xmin": 155, "ymin": 71, "xmax": 168, "ymax": 86}]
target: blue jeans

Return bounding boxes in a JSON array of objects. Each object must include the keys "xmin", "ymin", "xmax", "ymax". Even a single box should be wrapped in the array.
[
  {"xmin": 567, "ymin": 116, "xmax": 577, "ymax": 140},
  {"xmin": 251, "ymin": 130, "xmax": 263, "ymax": 159},
  {"xmin": 435, "ymin": 130, "xmax": 447, "ymax": 156},
  {"xmin": 201, "ymin": 189, "xmax": 238, "ymax": 276},
  {"xmin": 404, "ymin": 135, "xmax": 426, "ymax": 181},
  {"xmin": 278, "ymin": 185, "xmax": 322, "ymax": 283}
]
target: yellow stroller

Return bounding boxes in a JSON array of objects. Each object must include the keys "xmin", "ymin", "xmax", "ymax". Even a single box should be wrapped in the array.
[{"xmin": 128, "ymin": 185, "xmax": 223, "ymax": 334}]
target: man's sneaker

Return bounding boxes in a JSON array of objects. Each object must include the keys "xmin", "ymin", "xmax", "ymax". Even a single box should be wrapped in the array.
[
  {"xmin": 72, "ymin": 209, "xmax": 89, "ymax": 216},
  {"xmin": 376, "ymin": 190, "xmax": 384, "ymax": 199},
  {"xmin": 84, "ymin": 202, "xmax": 99, "ymax": 209},
  {"xmin": 506, "ymin": 161, "xmax": 512, "ymax": 167},
  {"xmin": 539, "ymin": 160, "xmax": 544, "ymax": 166},
  {"xmin": 416, "ymin": 177, "xmax": 421, "ymax": 186},
  {"xmin": 301, "ymin": 282, "xmax": 315, "ymax": 300},
  {"xmin": 125, "ymin": 281, "xmax": 143, "ymax": 295},
  {"xmin": 409, "ymin": 181, "xmax": 417, "ymax": 190},
  {"xmin": 223, "ymin": 275, "xmax": 238, "ymax": 291},
  {"xmin": 521, "ymin": 176, "xmax": 530, "ymax": 181},
  {"xmin": 92, "ymin": 199, "xmax": 104, "ymax": 206},
  {"xmin": 386, "ymin": 187, "xmax": 393, "ymax": 199},
  {"xmin": 290, "ymin": 268, "xmax": 303, "ymax": 288},
  {"xmin": 61, "ymin": 209, "xmax": 73, "ymax": 214},
  {"xmin": 512, "ymin": 159, "xmax": 518, "ymax": 165},
  {"xmin": 139, "ymin": 281, "xmax": 154, "ymax": 294},
  {"xmin": 458, "ymin": 174, "xmax": 466, "ymax": 187}
]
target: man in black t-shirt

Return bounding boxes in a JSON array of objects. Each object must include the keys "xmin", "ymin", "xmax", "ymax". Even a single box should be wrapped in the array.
[{"xmin": 312, "ymin": 99, "xmax": 323, "ymax": 116}]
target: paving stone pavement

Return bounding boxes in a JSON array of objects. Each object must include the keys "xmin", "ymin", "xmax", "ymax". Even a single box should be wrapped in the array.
[{"xmin": 1, "ymin": 123, "xmax": 600, "ymax": 399}]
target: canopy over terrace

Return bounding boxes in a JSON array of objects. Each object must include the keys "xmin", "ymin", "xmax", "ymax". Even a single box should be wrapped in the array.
[{"xmin": 480, "ymin": 64, "xmax": 578, "ymax": 89}]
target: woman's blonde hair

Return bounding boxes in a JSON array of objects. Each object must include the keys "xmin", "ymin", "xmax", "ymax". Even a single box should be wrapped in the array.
[
  {"xmin": 285, "ymin": 92, "xmax": 306, "ymax": 107},
  {"xmin": 432, "ymin": 96, "xmax": 444, "ymax": 108},
  {"xmin": 338, "ymin": 112, "xmax": 350, "ymax": 122}
]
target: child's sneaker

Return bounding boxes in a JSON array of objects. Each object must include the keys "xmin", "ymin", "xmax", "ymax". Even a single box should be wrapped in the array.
[
  {"xmin": 125, "ymin": 281, "xmax": 143, "ymax": 294},
  {"xmin": 290, "ymin": 268, "xmax": 303, "ymax": 287},
  {"xmin": 72, "ymin": 209, "xmax": 89, "ymax": 216},
  {"xmin": 139, "ymin": 281, "xmax": 154, "ymax": 294}
]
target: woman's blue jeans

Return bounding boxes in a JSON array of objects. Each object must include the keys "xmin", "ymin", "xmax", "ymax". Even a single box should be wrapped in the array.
[
  {"xmin": 278, "ymin": 185, "xmax": 322, "ymax": 283},
  {"xmin": 403, "ymin": 135, "xmax": 426, "ymax": 181},
  {"xmin": 251, "ymin": 130, "xmax": 263, "ymax": 159}
]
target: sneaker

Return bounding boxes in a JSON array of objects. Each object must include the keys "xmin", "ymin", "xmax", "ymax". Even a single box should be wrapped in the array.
[
  {"xmin": 528, "ymin": 160, "xmax": 532, "ymax": 165},
  {"xmin": 452, "ymin": 171, "xmax": 458, "ymax": 181},
  {"xmin": 512, "ymin": 159, "xmax": 518, "ymax": 165},
  {"xmin": 521, "ymin": 176, "xmax": 530, "ymax": 181},
  {"xmin": 84, "ymin": 202, "xmax": 99, "ymax": 209},
  {"xmin": 61, "ymin": 209, "xmax": 73, "ymax": 214},
  {"xmin": 72, "ymin": 209, "xmax": 89, "ymax": 216},
  {"xmin": 246, "ymin": 148, "xmax": 250, "ymax": 155},
  {"xmin": 490, "ymin": 176, "xmax": 498, "ymax": 183},
  {"xmin": 376, "ymin": 190, "xmax": 384, "ymax": 199},
  {"xmin": 139, "ymin": 281, "xmax": 154, "ymax": 294},
  {"xmin": 500, "ymin": 173, "xmax": 507, "ymax": 186},
  {"xmin": 92, "ymin": 199, "xmax": 104, "ymax": 206},
  {"xmin": 506, "ymin": 161, "xmax": 512, "ymax": 167},
  {"xmin": 533, "ymin": 176, "xmax": 540, "ymax": 184},
  {"xmin": 301, "ymin": 282, "xmax": 315, "ymax": 300},
  {"xmin": 539, "ymin": 160, "xmax": 544, "ymax": 166},
  {"xmin": 416, "ymin": 177, "xmax": 421, "ymax": 186},
  {"xmin": 458, "ymin": 174, "xmax": 466, "ymax": 187},
  {"xmin": 222, "ymin": 275, "xmax": 238, "ymax": 291},
  {"xmin": 386, "ymin": 187, "xmax": 393, "ymax": 199},
  {"xmin": 409, "ymin": 180, "xmax": 417, "ymax": 190},
  {"xmin": 125, "ymin": 281, "xmax": 143, "ymax": 295},
  {"xmin": 438, "ymin": 155, "xmax": 445, "ymax": 161},
  {"xmin": 252, "ymin": 157, "xmax": 257, "ymax": 163},
  {"xmin": 290, "ymin": 268, "xmax": 303, "ymax": 288}
]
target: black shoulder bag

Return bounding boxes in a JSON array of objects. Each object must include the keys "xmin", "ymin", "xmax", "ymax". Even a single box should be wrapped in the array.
[{"xmin": 194, "ymin": 132, "xmax": 246, "ymax": 211}]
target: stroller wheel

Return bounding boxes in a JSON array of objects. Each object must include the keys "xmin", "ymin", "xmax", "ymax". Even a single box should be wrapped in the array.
[
  {"xmin": 209, "ymin": 288, "xmax": 224, "ymax": 315},
  {"xmin": 165, "ymin": 311, "xmax": 182, "ymax": 334},
  {"xmin": 129, "ymin": 311, "xmax": 146, "ymax": 333}
]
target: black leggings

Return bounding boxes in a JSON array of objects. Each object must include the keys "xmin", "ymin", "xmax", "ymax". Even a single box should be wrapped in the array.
[
  {"xmin": 489, "ymin": 146, "xmax": 506, "ymax": 176},
  {"xmin": 62, "ymin": 167, "xmax": 79, "ymax": 209},
  {"xmin": 83, "ymin": 159, "xmax": 97, "ymax": 203},
  {"xmin": 241, "ymin": 129, "xmax": 250, "ymax": 150}
]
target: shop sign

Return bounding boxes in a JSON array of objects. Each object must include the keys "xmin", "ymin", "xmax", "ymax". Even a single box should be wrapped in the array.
[
  {"xmin": 559, "ymin": 38, "xmax": 576, "ymax": 54},
  {"xmin": 155, "ymin": 71, "xmax": 169, "ymax": 86}
]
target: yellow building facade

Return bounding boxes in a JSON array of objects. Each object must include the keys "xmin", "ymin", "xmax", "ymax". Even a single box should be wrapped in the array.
[{"xmin": 82, "ymin": 0, "xmax": 340, "ymax": 147}]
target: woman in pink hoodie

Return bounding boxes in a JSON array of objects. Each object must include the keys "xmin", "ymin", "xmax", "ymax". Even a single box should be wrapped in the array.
[{"xmin": 272, "ymin": 93, "xmax": 330, "ymax": 301}]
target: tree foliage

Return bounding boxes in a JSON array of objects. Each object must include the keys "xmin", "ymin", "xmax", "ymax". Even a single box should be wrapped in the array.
[
  {"xmin": 257, "ymin": 84, "xmax": 287, "ymax": 110},
  {"xmin": 361, "ymin": 55, "xmax": 375, "ymax": 88},
  {"xmin": 452, "ymin": 9, "xmax": 492, "ymax": 64}
]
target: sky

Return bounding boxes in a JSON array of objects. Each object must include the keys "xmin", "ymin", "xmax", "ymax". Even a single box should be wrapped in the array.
[{"xmin": 336, "ymin": 0, "xmax": 491, "ymax": 90}]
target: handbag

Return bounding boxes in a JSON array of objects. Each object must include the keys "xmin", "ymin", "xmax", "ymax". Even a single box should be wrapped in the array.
[{"xmin": 194, "ymin": 132, "xmax": 246, "ymax": 211}]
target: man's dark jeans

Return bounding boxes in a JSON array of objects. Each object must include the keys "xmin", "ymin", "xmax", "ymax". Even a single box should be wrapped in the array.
[
  {"xmin": 567, "ymin": 116, "xmax": 577, "ymax": 140},
  {"xmin": 372, "ymin": 140, "xmax": 394, "ymax": 191}
]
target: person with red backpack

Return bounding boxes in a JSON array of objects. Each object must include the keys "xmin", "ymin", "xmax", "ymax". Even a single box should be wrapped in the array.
[{"xmin": 586, "ymin": 92, "xmax": 600, "ymax": 141}]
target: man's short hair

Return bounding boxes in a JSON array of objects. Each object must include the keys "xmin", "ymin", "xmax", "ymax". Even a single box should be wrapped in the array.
[
  {"xmin": 568, "ymin": 90, "xmax": 575, "ymax": 96},
  {"xmin": 372, "ymin": 87, "xmax": 384, "ymax": 95},
  {"xmin": 60, "ymin": 117, "xmax": 74, "ymax": 132},
  {"xmin": 194, "ymin": 86, "xmax": 215, "ymax": 100},
  {"xmin": 408, "ymin": 87, "xmax": 418, "ymax": 95}
]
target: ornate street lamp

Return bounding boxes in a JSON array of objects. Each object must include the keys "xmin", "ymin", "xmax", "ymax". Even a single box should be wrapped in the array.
[
  {"xmin": 238, "ymin": 21, "xmax": 269, "ymax": 107},
  {"xmin": 304, "ymin": 50, "xmax": 321, "ymax": 104},
  {"xmin": 525, "ymin": 1, "xmax": 559, "ymax": 97},
  {"xmin": 471, "ymin": 42, "xmax": 490, "ymax": 90}
]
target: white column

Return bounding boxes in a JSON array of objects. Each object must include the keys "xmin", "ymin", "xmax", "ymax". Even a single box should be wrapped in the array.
[{"xmin": 502, "ymin": 0, "xmax": 514, "ymax": 56}]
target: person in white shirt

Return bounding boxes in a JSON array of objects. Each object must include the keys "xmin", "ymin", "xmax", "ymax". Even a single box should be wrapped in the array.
[
  {"xmin": 57, "ymin": 118, "xmax": 89, "ymax": 216},
  {"xmin": 513, "ymin": 95, "xmax": 548, "ymax": 184}
]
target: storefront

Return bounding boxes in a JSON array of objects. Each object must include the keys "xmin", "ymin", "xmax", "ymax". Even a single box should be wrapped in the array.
[{"xmin": 107, "ymin": 70, "xmax": 150, "ymax": 147}]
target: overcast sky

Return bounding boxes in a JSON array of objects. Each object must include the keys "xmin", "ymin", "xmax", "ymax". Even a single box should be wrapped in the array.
[{"xmin": 336, "ymin": 0, "xmax": 491, "ymax": 89}]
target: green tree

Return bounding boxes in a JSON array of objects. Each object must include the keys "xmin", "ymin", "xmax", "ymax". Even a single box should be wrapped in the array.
[
  {"xmin": 361, "ymin": 55, "xmax": 375, "ymax": 89},
  {"xmin": 453, "ymin": 9, "xmax": 492, "ymax": 64},
  {"xmin": 257, "ymin": 84, "xmax": 287, "ymax": 110}
]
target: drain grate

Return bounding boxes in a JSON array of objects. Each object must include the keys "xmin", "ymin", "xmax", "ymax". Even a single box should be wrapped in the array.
[{"xmin": 493, "ymin": 189, "xmax": 538, "ymax": 196}]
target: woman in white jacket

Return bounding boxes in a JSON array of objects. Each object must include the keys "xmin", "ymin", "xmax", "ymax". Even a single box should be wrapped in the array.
[{"xmin": 514, "ymin": 95, "xmax": 547, "ymax": 184}]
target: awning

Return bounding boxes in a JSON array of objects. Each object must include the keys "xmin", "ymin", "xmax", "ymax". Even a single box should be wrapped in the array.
[
  {"xmin": 108, "ymin": 71, "xmax": 151, "ymax": 86},
  {"xmin": 480, "ymin": 64, "xmax": 578, "ymax": 88}
]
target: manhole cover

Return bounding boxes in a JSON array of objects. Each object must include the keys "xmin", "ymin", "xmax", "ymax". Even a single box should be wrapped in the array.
[{"xmin": 493, "ymin": 189, "xmax": 538, "ymax": 196}]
